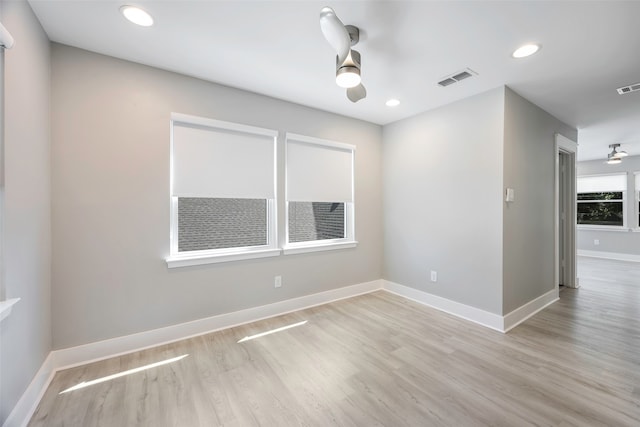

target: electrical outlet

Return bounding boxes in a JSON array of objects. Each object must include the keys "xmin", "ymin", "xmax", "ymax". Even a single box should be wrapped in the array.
[
  {"xmin": 594, "ymin": 239, "xmax": 600, "ymax": 246},
  {"xmin": 430, "ymin": 271, "xmax": 437, "ymax": 282},
  {"xmin": 274, "ymin": 275, "xmax": 282, "ymax": 288}
]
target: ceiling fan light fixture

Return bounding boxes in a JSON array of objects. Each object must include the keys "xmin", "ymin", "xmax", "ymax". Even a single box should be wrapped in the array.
[
  {"xmin": 512, "ymin": 43, "xmax": 540, "ymax": 58},
  {"xmin": 608, "ymin": 143, "xmax": 627, "ymax": 162},
  {"xmin": 336, "ymin": 49, "xmax": 361, "ymax": 88},
  {"xmin": 120, "ymin": 5, "xmax": 154, "ymax": 27},
  {"xmin": 606, "ymin": 157, "xmax": 622, "ymax": 165},
  {"xmin": 320, "ymin": 9, "xmax": 367, "ymax": 102},
  {"xmin": 336, "ymin": 67, "xmax": 361, "ymax": 88}
]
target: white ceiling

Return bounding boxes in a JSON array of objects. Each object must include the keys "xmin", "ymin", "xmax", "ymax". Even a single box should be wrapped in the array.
[{"xmin": 28, "ymin": 0, "xmax": 640, "ymax": 161}]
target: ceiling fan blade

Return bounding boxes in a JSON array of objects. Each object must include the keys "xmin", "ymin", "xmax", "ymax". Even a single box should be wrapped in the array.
[
  {"xmin": 319, "ymin": 7, "xmax": 351, "ymax": 65},
  {"xmin": 346, "ymin": 83, "xmax": 367, "ymax": 103}
]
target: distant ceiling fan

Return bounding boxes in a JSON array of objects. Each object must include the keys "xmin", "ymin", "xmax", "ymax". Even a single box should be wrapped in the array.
[{"xmin": 319, "ymin": 6, "xmax": 367, "ymax": 103}]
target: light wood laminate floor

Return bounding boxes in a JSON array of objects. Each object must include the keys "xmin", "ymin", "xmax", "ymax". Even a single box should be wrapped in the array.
[{"xmin": 30, "ymin": 257, "xmax": 640, "ymax": 426}]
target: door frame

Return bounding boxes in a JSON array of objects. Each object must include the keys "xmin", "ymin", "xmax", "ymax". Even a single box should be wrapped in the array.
[{"xmin": 555, "ymin": 133, "xmax": 578, "ymax": 292}]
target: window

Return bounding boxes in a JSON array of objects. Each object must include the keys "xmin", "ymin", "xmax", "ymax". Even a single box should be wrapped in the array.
[
  {"xmin": 577, "ymin": 174, "xmax": 626, "ymax": 228},
  {"xmin": 178, "ymin": 198, "xmax": 267, "ymax": 251},
  {"xmin": 577, "ymin": 192, "xmax": 623, "ymax": 226},
  {"xmin": 288, "ymin": 202, "xmax": 345, "ymax": 243},
  {"xmin": 285, "ymin": 133, "xmax": 356, "ymax": 253},
  {"xmin": 166, "ymin": 117, "xmax": 359, "ymax": 266},
  {"xmin": 167, "ymin": 113, "xmax": 279, "ymax": 267}
]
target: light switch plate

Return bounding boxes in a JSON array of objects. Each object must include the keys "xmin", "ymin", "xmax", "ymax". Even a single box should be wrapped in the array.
[{"xmin": 505, "ymin": 188, "xmax": 515, "ymax": 202}]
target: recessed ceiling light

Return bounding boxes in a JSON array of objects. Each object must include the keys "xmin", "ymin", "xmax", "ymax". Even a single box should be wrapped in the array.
[
  {"xmin": 120, "ymin": 5, "xmax": 154, "ymax": 27},
  {"xmin": 512, "ymin": 44, "xmax": 540, "ymax": 59},
  {"xmin": 385, "ymin": 99, "xmax": 400, "ymax": 107}
]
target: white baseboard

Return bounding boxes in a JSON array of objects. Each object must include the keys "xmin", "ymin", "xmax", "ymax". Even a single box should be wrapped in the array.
[
  {"xmin": 2, "ymin": 354, "xmax": 55, "ymax": 427},
  {"xmin": 382, "ymin": 280, "xmax": 505, "ymax": 332},
  {"xmin": 502, "ymin": 289, "xmax": 558, "ymax": 332},
  {"xmin": 578, "ymin": 249, "xmax": 640, "ymax": 263},
  {"xmin": 382, "ymin": 281, "xmax": 558, "ymax": 334},
  {"xmin": 5, "ymin": 277, "xmax": 561, "ymax": 427},
  {"xmin": 4, "ymin": 279, "xmax": 383, "ymax": 427},
  {"xmin": 52, "ymin": 279, "xmax": 383, "ymax": 370}
]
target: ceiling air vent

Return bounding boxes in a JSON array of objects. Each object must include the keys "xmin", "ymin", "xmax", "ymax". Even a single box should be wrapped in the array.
[
  {"xmin": 438, "ymin": 68, "xmax": 477, "ymax": 87},
  {"xmin": 616, "ymin": 82, "xmax": 640, "ymax": 95},
  {"xmin": 438, "ymin": 77, "xmax": 456, "ymax": 87}
]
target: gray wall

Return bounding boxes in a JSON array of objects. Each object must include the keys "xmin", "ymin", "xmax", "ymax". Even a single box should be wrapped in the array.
[
  {"xmin": 382, "ymin": 87, "xmax": 505, "ymax": 315},
  {"xmin": 502, "ymin": 88, "xmax": 577, "ymax": 314},
  {"xmin": 0, "ymin": 0, "xmax": 51, "ymax": 423},
  {"xmin": 577, "ymin": 155, "xmax": 640, "ymax": 256},
  {"xmin": 51, "ymin": 44, "xmax": 383, "ymax": 349}
]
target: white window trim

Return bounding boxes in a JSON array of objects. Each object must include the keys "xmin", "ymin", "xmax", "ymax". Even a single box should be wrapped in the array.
[
  {"xmin": 577, "ymin": 173, "xmax": 627, "ymax": 229},
  {"xmin": 282, "ymin": 240, "xmax": 358, "ymax": 255},
  {"xmin": 170, "ymin": 113, "xmax": 278, "ymax": 141},
  {"xmin": 167, "ymin": 114, "xmax": 278, "ymax": 268},
  {"xmin": 284, "ymin": 133, "xmax": 357, "ymax": 252},
  {"xmin": 166, "ymin": 248, "xmax": 281, "ymax": 268},
  {"xmin": 285, "ymin": 132, "xmax": 356, "ymax": 152},
  {"xmin": 577, "ymin": 225, "xmax": 631, "ymax": 232}
]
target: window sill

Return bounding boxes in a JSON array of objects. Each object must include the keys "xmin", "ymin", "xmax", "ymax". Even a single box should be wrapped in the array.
[
  {"xmin": 166, "ymin": 248, "xmax": 281, "ymax": 268},
  {"xmin": 577, "ymin": 226, "xmax": 631, "ymax": 232},
  {"xmin": 282, "ymin": 240, "xmax": 358, "ymax": 255},
  {"xmin": 0, "ymin": 298, "xmax": 20, "ymax": 323}
]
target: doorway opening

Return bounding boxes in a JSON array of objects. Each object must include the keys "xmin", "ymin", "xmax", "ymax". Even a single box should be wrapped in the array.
[{"xmin": 555, "ymin": 134, "xmax": 578, "ymax": 292}]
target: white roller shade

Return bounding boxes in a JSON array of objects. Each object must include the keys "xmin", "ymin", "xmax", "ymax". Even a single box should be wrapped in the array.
[
  {"xmin": 286, "ymin": 134, "xmax": 354, "ymax": 203},
  {"xmin": 577, "ymin": 174, "xmax": 626, "ymax": 193},
  {"xmin": 172, "ymin": 117, "xmax": 276, "ymax": 199}
]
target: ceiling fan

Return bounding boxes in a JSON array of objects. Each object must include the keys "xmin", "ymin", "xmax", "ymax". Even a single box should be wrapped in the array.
[{"xmin": 319, "ymin": 7, "xmax": 367, "ymax": 103}]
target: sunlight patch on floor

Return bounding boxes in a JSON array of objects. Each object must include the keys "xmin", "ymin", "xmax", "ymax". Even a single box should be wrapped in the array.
[
  {"xmin": 59, "ymin": 354, "xmax": 189, "ymax": 394},
  {"xmin": 237, "ymin": 320, "xmax": 308, "ymax": 343}
]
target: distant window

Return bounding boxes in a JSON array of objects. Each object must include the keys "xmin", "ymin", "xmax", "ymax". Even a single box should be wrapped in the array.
[
  {"xmin": 577, "ymin": 192, "xmax": 623, "ymax": 226},
  {"xmin": 577, "ymin": 174, "xmax": 626, "ymax": 227},
  {"xmin": 169, "ymin": 114, "xmax": 277, "ymax": 262},
  {"xmin": 285, "ymin": 134, "xmax": 355, "ymax": 246}
]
